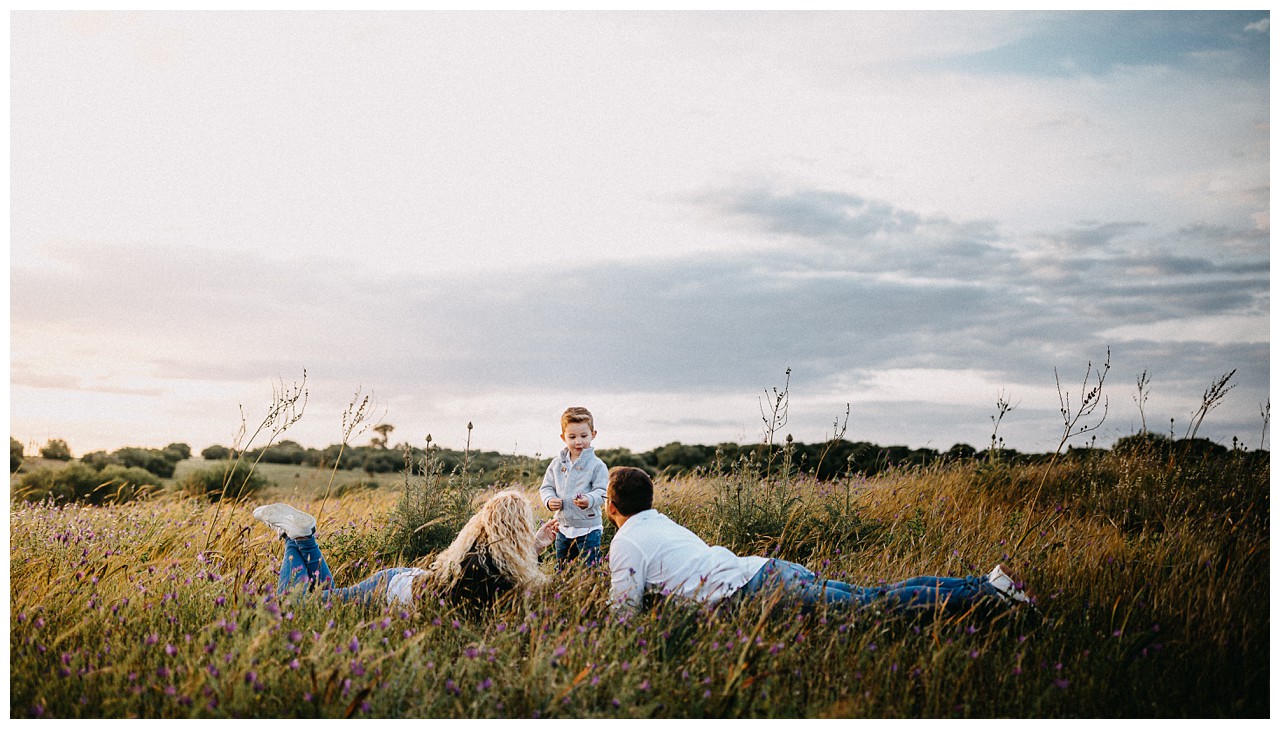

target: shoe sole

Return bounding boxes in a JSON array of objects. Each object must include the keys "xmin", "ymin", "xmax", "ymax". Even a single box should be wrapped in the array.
[{"xmin": 252, "ymin": 504, "xmax": 316, "ymax": 539}]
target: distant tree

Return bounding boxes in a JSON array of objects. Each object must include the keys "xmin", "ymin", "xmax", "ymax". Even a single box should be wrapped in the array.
[
  {"xmin": 81, "ymin": 450, "xmax": 115, "ymax": 470},
  {"xmin": 201, "ymin": 445, "xmax": 233, "ymax": 460},
  {"xmin": 362, "ymin": 449, "xmax": 402, "ymax": 474},
  {"xmin": 112, "ymin": 447, "xmax": 179, "ymax": 478},
  {"xmin": 372, "ymin": 424, "xmax": 395, "ymax": 449},
  {"xmin": 164, "ymin": 443, "xmax": 192, "ymax": 461},
  {"xmin": 653, "ymin": 442, "xmax": 713, "ymax": 474},
  {"xmin": 249, "ymin": 439, "xmax": 309, "ymax": 465},
  {"xmin": 40, "ymin": 439, "xmax": 72, "ymax": 461},
  {"xmin": 10, "ymin": 438, "xmax": 23, "ymax": 472}
]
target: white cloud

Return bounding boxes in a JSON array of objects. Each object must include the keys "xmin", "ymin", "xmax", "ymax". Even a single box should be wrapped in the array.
[{"xmin": 10, "ymin": 11, "xmax": 1270, "ymax": 455}]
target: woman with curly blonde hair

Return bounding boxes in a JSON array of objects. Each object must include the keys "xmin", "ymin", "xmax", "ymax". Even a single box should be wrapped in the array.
[{"xmin": 253, "ymin": 490, "xmax": 557, "ymax": 610}]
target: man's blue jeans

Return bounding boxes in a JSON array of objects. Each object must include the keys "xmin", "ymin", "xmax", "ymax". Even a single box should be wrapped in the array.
[
  {"xmin": 278, "ymin": 534, "xmax": 412, "ymax": 604},
  {"xmin": 554, "ymin": 529, "xmax": 602, "ymax": 567},
  {"xmin": 736, "ymin": 558, "xmax": 998, "ymax": 611}
]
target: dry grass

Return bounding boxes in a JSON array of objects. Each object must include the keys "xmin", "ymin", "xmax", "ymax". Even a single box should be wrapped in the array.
[{"xmin": 9, "ymin": 445, "xmax": 1268, "ymax": 718}]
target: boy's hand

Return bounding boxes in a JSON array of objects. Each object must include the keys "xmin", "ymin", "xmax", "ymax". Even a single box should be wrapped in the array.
[
  {"xmin": 547, "ymin": 498, "xmax": 563, "ymax": 511},
  {"xmin": 572, "ymin": 494, "xmax": 590, "ymax": 508}
]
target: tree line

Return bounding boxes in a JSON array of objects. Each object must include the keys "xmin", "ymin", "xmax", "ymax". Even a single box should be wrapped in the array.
[{"xmin": 197, "ymin": 431, "xmax": 1256, "ymax": 481}]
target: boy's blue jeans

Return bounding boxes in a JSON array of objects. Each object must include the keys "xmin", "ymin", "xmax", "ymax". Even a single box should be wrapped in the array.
[
  {"xmin": 278, "ymin": 534, "xmax": 412, "ymax": 604},
  {"xmin": 554, "ymin": 529, "xmax": 602, "ymax": 566},
  {"xmin": 736, "ymin": 558, "xmax": 998, "ymax": 610}
]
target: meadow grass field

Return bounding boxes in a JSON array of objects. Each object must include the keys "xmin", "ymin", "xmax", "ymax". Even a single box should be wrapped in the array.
[{"xmin": 9, "ymin": 442, "xmax": 1269, "ymax": 718}]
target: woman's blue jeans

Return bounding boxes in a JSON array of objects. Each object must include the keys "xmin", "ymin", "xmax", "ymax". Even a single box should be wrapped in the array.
[
  {"xmin": 278, "ymin": 534, "xmax": 412, "ymax": 604},
  {"xmin": 736, "ymin": 558, "xmax": 999, "ymax": 611},
  {"xmin": 554, "ymin": 529, "xmax": 602, "ymax": 567}
]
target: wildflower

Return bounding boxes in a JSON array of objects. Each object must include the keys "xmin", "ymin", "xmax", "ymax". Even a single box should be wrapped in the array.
[
  {"xmin": 552, "ymin": 645, "xmax": 567, "ymax": 659},
  {"xmin": 639, "ymin": 680, "xmax": 650, "ymax": 691},
  {"xmin": 145, "ymin": 633, "xmax": 159, "ymax": 646}
]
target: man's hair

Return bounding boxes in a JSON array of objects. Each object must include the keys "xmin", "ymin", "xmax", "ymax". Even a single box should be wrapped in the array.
[
  {"xmin": 560, "ymin": 406, "xmax": 595, "ymax": 433},
  {"xmin": 607, "ymin": 466, "xmax": 653, "ymax": 517}
]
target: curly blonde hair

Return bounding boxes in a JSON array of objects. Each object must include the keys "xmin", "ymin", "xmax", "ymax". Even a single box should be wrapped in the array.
[{"xmin": 421, "ymin": 489, "xmax": 550, "ymax": 597}]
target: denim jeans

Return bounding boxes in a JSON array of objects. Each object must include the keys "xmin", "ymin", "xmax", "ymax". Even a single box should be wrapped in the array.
[
  {"xmin": 554, "ymin": 529, "xmax": 602, "ymax": 567},
  {"xmin": 735, "ymin": 558, "xmax": 998, "ymax": 611},
  {"xmin": 278, "ymin": 534, "xmax": 412, "ymax": 605}
]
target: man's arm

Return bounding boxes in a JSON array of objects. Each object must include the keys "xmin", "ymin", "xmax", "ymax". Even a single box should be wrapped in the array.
[{"xmin": 608, "ymin": 534, "xmax": 645, "ymax": 617}]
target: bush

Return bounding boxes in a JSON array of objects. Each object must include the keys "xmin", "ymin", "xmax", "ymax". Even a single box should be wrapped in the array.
[
  {"xmin": 385, "ymin": 449, "xmax": 486, "ymax": 561},
  {"xmin": 39, "ymin": 439, "xmax": 73, "ymax": 461},
  {"xmin": 179, "ymin": 461, "xmax": 271, "ymax": 501},
  {"xmin": 163, "ymin": 442, "xmax": 192, "ymax": 461},
  {"xmin": 15, "ymin": 462, "xmax": 159, "ymax": 505},
  {"xmin": 201, "ymin": 445, "xmax": 233, "ymax": 460},
  {"xmin": 11, "ymin": 437, "xmax": 23, "ymax": 472},
  {"xmin": 247, "ymin": 440, "xmax": 310, "ymax": 465},
  {"xmin": 112, "ymin": 447, "xmax": 180, "ymax": 478}
]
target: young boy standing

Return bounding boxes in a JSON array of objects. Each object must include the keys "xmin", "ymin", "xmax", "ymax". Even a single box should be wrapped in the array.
[{"xmin": 540, "ymin": 407, "xmax": 609, "ymax": 566}]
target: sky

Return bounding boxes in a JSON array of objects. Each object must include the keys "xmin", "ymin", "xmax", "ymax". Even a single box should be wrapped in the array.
[{"xmin": 9, "ymin": 10, "xmax": 1272, "ymax": 460}]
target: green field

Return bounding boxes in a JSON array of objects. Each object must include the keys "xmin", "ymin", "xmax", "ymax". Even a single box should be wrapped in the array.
[{"xmin": 9, "ymin": 444, "xmax": 1270, "ymax": 718}]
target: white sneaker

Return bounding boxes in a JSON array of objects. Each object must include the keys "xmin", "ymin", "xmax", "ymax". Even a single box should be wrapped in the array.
[
  {"xmin": 987, "ymin": 564, "xmax": 1034, "ymax": 605},
  {"xmin": 252, "ymin": 504, "xmax": 317, "ymax": 539}
]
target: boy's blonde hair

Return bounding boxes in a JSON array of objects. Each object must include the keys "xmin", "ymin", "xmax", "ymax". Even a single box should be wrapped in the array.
[{"xmin": 560, "ymin": 406, "xmax": 595, "ymax": 433}]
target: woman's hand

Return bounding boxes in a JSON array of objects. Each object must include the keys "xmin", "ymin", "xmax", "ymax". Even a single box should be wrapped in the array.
[{"xmin": 534, "ymin": 518, "xmax": 559, "ymax": 551}]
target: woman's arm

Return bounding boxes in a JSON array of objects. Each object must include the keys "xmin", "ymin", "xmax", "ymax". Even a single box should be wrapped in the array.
[{"xmin": 533, "ymin": 518, "xmax": 559, "ymax": 551}]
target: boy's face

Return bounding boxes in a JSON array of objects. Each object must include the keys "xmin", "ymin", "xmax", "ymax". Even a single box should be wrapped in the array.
[{"xmin": 561, "ymin": 421, "xmax": 595, "ymax": 455}]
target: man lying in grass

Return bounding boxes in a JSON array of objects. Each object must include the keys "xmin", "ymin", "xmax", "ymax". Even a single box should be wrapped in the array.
[{"xmin": 604, "ymin": 467, "xmax": 1035, "ymax": 618}]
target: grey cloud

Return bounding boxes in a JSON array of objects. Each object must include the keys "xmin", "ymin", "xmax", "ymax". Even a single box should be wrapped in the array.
[
  {"xmin": 1038, "ymin": 222, "xmax": 1146, "ymax": 252},
  {"xmin": 713, "ymin": 188, "xmax": 927, "ymax": 243},
  {"xmin": 12, "ymin": 189, "xmax": 1266, "ymax": 452}
]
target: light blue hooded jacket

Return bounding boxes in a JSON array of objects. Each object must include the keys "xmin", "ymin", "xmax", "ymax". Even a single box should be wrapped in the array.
[{"xmin": 539, "ymin": 446, "xmax": 609, "ymax": 531}]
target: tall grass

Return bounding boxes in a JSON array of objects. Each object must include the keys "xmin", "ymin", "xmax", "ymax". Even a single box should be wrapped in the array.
[{"xmin": 10, "ymin": 438, "xmax": 1268, "ymax": 718}]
